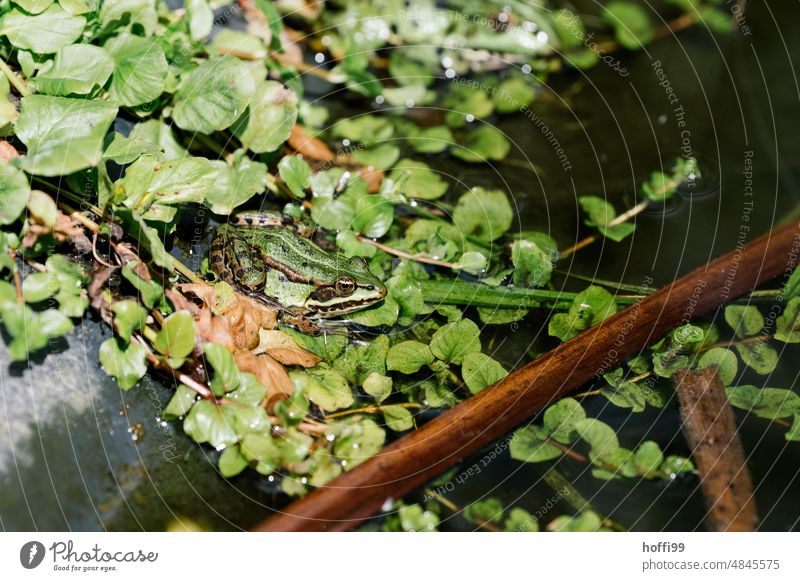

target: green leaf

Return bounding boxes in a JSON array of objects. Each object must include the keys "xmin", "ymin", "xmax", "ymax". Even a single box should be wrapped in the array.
[
  {"xmin": 352, "ymin": 144, "xmax": 400, "ymax": 170},
  {"xmin": 333, "ymin": 334, "xmax": 389, "ymax": 385},
  {"xmin": 2, "ymin": 306, "xmax": 73, "ymax": 360},
  {"xmin": 121, "ymin": 262, "xmax": 164, "ymax": 308},
  {"xmin": 290, "ymin": 367, "xmax": 353, "ymax": 412},
  {"xmin": 600, "ymin": 381, "xmax": 666, "ymax": 412},
  {"xmin": 388, "ymin": 159, "xmax": 448, "ymax": 200},
  {"xmin": 111, "ymin": 300, "xmax": 148, "ymax": 342},
  {"xmin": 397, "ymin": 504, "xmax": 439, "ymax": 532},
  {"xmin": 15, "ymin": 95, "xmax": 117, "ymax": 176},
  {"xmin": 218, "ymin": 444, "xmax": 248, "ymax": 477},
  {"xmin": 163, "ymin": 384, "xmax": 198, "ymax": 420},
  {"xmin": 0, "ymin": 164, "xmax": 31, "ymax": 225},
  {"xmin": 362, "ymin": 372, "xmax": 393, "ymax": 403},
  {"xmin": 185, "ymin": 0, "xmax": 213, "ymax": 40},
  {"xmin": 735, "ymin": 341, "xmax": 778, "ymax": 375},
  {"xmin": 382, "ymin": 405, "xmax": 414, "ymax": 431},
  {"xmin": 603, "ymin": 1, "xmax": 653, "ymax": 49},
  {"xmin": 232, "ymin": 80, "xmax": 298, "ymax": 153},
  {"xmin": 333, "ymin": 417, "xmax": 386, "ymax": 470},
  {"xmin": 229, "ymin": 373, "xmax": 268, "ymax": 408},
  {"xmin": 205, "ymin": 153, "xmax": 267, "ymax": 215},
  {"xmin": 33, "ymin": 44, "xmax": 114, "ymax": 96},
  {"xmin": 461, "ymin": 352, "xmax": 507, "ymax": 394},
  {"xmin": 12, "ymin": 0, "xmax": 54, "ymax": 14},
  {"xmin": 511, "ymin": 239, "xmax": 552, "ymax": 287},
  {"xmin": 105, "ymin": 34, "xmax": 169, "ymax": 107},
  {"xmin": 347, "ymin": 295, "xmax": 400, "ymax": 328},
  {"xmin": 463, "ymin": 498, "xmax": 504, "ymax": 525},
  {"xmin": 103, "ymin": 132, "xmax": 163, "ymax": 165},
  {"xmin": 543, "ymin": 398, "xmax": 586, "ymax": 443},
  {"xmin": 782, "ymin": 269, "xmax": 800, "ymax": 301},
  {"xmin": 404, "ymin": 125, "xmax": 453, "ymax": 154},
  {"xmin": 204, "ymin": 343, "xmax": 241, "ymax": 395},
  {"xmin": 153, "ymin": 311, "xmax": 196, "ymax": 367},
  {"xmin": 634, "ymin": 441, "xmax": 664, "ymax": 476},
  {"xmin": 726, "ymin": 385, "xmax": 800, "ymax": 420},
  {"xmin": 443, "ymin": 84, "xmax": 494, "ymax": 128},
  {"xmin": 696, "ymin": 348, "xmax": 739, "ymax": 385},
  {"xmin": 429, "ymin": 319, "xmax": 481, "ymax": 365},
  {"xmin": 183, "ymin": 400, "xmax": 238, "ymax": 449},
  {"xmin": 776, "ymin": 297, "xmax": 800, "ymax": 343},
  {"xmin": 549, "ymin": 286, "xmax": 617, "ymax": 341},
  {"xmin": 119, "ymin": 212, "xmax": 174, "ymax": 272},
  {"xmin": 451, "ymin": 125, "xmax": 510, "ymax": 162},
  {"xmin": 240, "ymin": 433, "xmax": 280, "ymax": 475},
  {"xmin": 575, "ymin": 418, "xmax": 619, "ymax": 462},
  {"xmin": 509, "ymin": 426, "xmax": 562, "ymax": 462},
  {"xmin": 278, "ymin": 155, "xmax": 312, "ymax": 198},
  {"xmin": 578, "ymin": 196, "xmax": 635, "ymax": 242},
  {"xmin": 99, "ymin": 337, "xmax": 147, "ymax": 390},
  {"xmin": 786, "ymin": 414, "xmax": 800, "ymax": 442},
  {"xmin": 549, "ymin": 511, "xmax": 610, "ymax": 532},
  {"xmin": 724, "ymin": 305, "xmax": 764, "ymax": 338},
  {"xmin": 352, "ymin": 193, "xmax": 394, "ymax": 238},
  {"xmin": 662, "ymin": 455, "xmax": 694, "ymax": 476},
  {"xmin": 173, "ymin": 56, "xmax": 256, "ymax": 134},
  {"xmin": 0, "ymin": 6, "xmax": 85, "ymax": 54},
  {"xmin": 116, "ymin": 155, "xmax": 218, "ymax": 211},
  {"xmin": 494, "ymin": 77, "xmax": 536, "ymax": 113},
  {"xmin": 21, "ymin": 272, "xmax": 53, "ymax": 303},
  {"xmin": 99, "ymin": 0, "xmax": 157, "ymax": 35},
  {"xmin": 331, "ymin": 115, "xmax": 393, "ymax": 146},
  {"xmin": 452, "ymin": 188, "xmax": 513, "ymax": 242},
  {"xmin": 504, "ymin": 508, "xmax": 538, "ymax": 532}
]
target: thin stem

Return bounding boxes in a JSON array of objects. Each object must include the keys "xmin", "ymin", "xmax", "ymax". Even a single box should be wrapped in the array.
[
  {"xmin": 356, "ymin": 235, "xmax": 460, "ymax": 269},
  {"xmin": 547, "ymin": 439, "xmax": 588, "ymax": 463},
  {"xmin": 701, "ymin": 334, "xmax": 771, "ymax": 352},
  {"xmin": 425, "ymin": 489, "xmax": 502, "ymax": 532},
  {"xmin": 323, "ymin": 402, "xmax": 423, "ymax": 420},
  {"xmin": 560, "ymin": 200, "xmax": 649, "ymax": 259},
  {"xmin": 9, "ymin": 252, "xmax": 23, "ymax": 303},
  {"xmin": 0, "ymin": 57, "xmax": 29, "ymax": 96}
]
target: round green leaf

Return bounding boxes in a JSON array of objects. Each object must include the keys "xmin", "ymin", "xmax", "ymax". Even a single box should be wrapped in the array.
[{"xmin": 0, "ymin": 164, "xmax": 31, "ymax": 225}]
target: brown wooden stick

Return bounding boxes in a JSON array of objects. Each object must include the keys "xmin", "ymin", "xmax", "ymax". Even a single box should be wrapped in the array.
[
  {"xmin": 255, "ymin": 220, "xmax": 800, "ymax": 531},
  {"xmin": 673, "ymin": 367, "xmax": 759, "ymax": 531}
]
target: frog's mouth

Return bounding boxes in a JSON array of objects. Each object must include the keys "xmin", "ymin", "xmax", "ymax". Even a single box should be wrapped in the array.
[{"xmin": 306, "ymin": 285, "xmax": 386, "ymax": 317}]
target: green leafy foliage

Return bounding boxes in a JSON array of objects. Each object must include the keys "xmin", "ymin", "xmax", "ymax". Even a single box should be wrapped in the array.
[
  {"xmin": 15, "ymin": 95, "xmax": 117, "ymax": 176},
  {"xmin": 99, "ymin": 337, "xmax": 147, "ymax": 390},
  {"xmin": 549, "ymin": 286, "xmax": 616, "ymax": 341},
  {"xmin": 603, "ymin": 1, "xmax": 653, "ymax": 49},
  {"xmin": 578, "ymin": 196, "xmax": 635, "ymax": 242}
]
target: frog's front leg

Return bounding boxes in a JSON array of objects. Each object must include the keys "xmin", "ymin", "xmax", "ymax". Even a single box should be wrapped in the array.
[
  {"xmin": 279, "ymin": 313, "xmax": 325, "ymax": 336},
  {"xmin": 229, "ymin": 238, "xmax": 268, "ymax": 292}
]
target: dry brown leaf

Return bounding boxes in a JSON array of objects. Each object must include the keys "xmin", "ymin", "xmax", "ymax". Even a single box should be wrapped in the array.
[
  {"xmin": 234, "ymin": 349, "xmax": 294, "ymax": 399},
  {"xmin": 358, "ymin": 167, "xmax": 384, "ymax": 193},
  {"xmin": 176, "ymin": 282, "xmax": 278, "ymax": 350},
  {"xmin": 253, "ymin": 329, "xmax": 320, "ymax": 367},
  {"xmin": 0, "ymin": 140, "xmax": 20, "ymax": 163},
  {"xmin": 288, "ymin": 124, "xmax": 335, "ymax": 161}
]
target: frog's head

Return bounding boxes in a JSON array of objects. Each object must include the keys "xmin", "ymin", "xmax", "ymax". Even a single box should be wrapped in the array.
[{"xmin": 305, "ymin": 255, "xmax": 387, "ymax": 317}]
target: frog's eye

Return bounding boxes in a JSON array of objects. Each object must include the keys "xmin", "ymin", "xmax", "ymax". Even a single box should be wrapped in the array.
[{"xmin": 335, "ymin": 277, "xmax": 356, "ymax": 296}]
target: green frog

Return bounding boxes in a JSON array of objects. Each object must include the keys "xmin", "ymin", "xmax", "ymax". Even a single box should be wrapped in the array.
[{"xmin": 209, "ymin": 212, "xmax": 387, "ymax": 333}]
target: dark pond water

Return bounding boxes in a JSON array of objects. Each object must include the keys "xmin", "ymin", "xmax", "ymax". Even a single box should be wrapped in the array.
[{"xmin": 2, "ymin": 5, "xmax": 800, "ymax": 531}]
